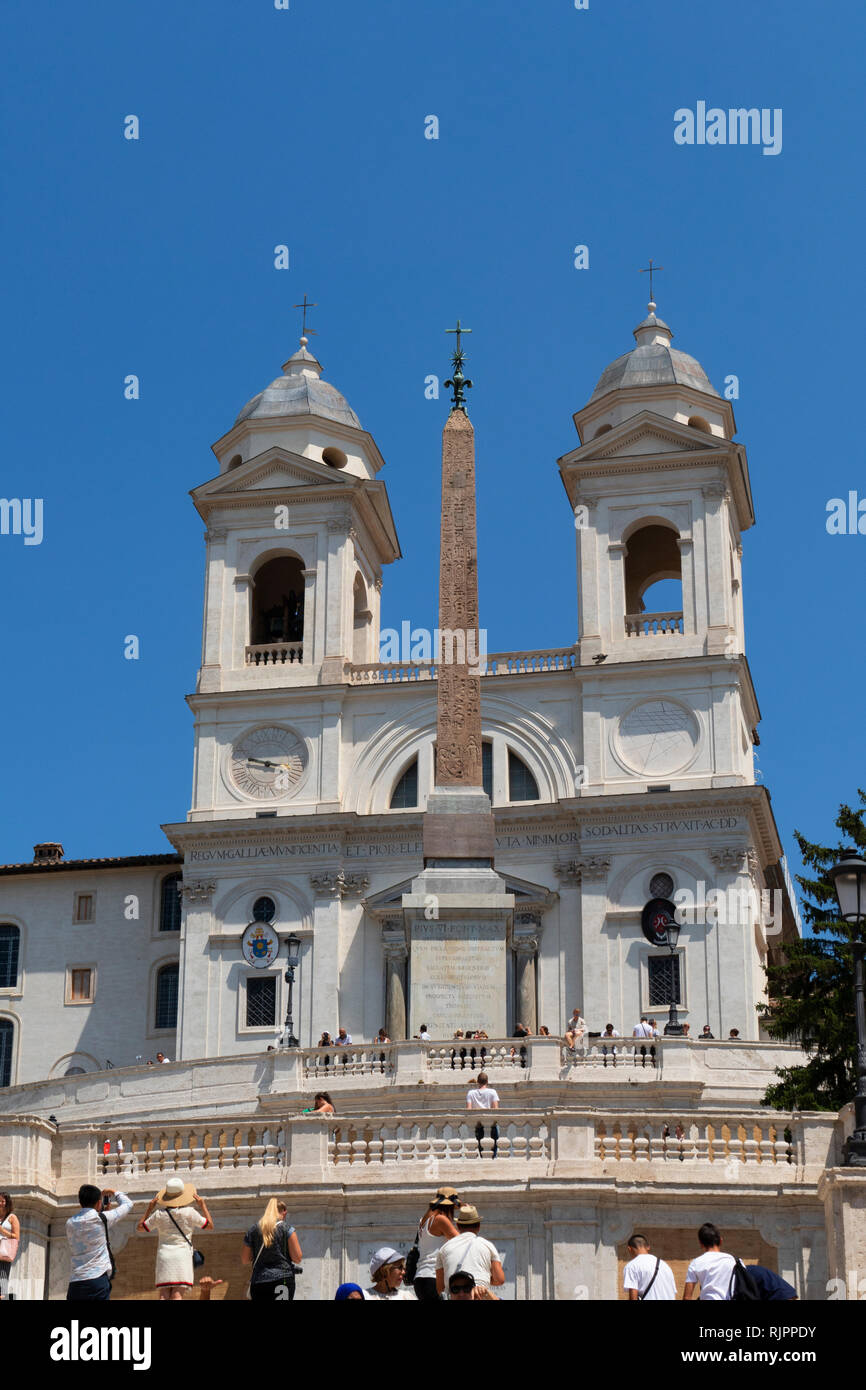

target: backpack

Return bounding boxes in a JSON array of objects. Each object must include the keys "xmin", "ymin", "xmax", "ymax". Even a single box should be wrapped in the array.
[{"xmin": 728, "ymin": 1258, "xmax": 761, "ymax": 1301}]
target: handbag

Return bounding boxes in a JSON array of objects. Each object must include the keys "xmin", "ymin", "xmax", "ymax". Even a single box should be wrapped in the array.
[
  {"xmin": 0, "ymin": 1234, "xmax": 18, "ymax": 1262},
  {"xmin": 166, "ymin": 1207, "xmax": 205, "ymax": 1268},
  {"xmin": 404, "ymin": 1226, "xmax": 421, "ymax": 1285}
]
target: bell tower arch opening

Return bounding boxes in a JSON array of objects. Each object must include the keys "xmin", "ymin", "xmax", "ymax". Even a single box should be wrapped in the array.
[
  {"xmin": 250, "ymin": 553, "xmax": 305, "ymax": 659},
  {"xmin": 352, "ymin": 572, "xmax": 372, "ymax": 665},
  {"xmin": 623, "ymin": 521, "xmax": 683, "ymax": 636}
]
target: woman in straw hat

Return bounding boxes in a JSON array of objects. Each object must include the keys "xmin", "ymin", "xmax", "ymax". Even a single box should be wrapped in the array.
[
  {"xmin": 137, "ymin": 1178, "xmax": 213, "ymax": 1300},
  {"xmin": 410, "ymin": 1188, "xmax": 461, "ymax": 1301}
]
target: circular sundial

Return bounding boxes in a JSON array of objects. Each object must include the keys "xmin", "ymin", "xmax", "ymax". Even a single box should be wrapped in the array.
[
  {"xmin": 616, "ymin": 700, "xmax": 697, "ymax": 777},
  {"xmin": 229, "ymin": 725, "xmax": 306, "ymax": 800}
]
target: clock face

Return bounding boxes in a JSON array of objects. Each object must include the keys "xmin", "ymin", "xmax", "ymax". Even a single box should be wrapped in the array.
[
  {"xmin": 617, "ymin": 700, "xmax": 697, "ymax": 777},
  {"xmin": 229, "ymin": 725, "xmax": 307, "ymax": 800}
]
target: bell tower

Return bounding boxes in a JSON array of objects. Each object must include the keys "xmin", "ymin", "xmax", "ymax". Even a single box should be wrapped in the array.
[{"xmin": 558, "ymin": 301, "xmax": 758, "ymax": 794}]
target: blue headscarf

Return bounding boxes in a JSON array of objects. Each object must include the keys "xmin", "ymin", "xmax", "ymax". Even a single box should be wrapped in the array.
[{"xmin": 334, "ymin": 1282, "xmax": 364, "ymax": 1301}]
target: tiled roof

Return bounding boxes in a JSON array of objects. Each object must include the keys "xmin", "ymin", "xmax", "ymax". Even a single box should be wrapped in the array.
[{"xmin": 0, "ymin": 852, "xmax": 182, "ymax": 877}]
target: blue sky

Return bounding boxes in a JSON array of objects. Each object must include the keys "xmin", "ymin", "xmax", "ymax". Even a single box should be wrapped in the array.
[{"xmin": 1, "ymin": 0, "xmax": 863, "ymax": 893}]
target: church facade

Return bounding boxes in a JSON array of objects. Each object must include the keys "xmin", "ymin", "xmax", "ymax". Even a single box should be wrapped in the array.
[{"xmin": 1, "ymin": 304, "xmax": 797, "ymax": 1082}]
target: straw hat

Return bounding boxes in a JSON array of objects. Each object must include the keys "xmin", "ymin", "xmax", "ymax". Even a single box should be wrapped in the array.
[
  {"xmin": 455, "ymin": 1204, "xmax": 481, "ymax": 1226},
  {"xmin": 155, "ymin": 1177, "xmax": 196, "ymax": 1209}
]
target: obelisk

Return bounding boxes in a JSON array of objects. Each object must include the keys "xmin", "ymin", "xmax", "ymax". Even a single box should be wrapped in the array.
[{"xmin": 402, "ymin": 323, "xmax": 513, "ymax": 1038}]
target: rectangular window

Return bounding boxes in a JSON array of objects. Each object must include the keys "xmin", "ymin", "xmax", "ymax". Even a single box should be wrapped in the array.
[
  {"xmin": 0, "ymin": 927, "xmax": 19, "ymax": 989},
  {"xmin": 74, "ymin": 893, "xmax": 94, "ymax": 923},
  {"xmin": 67, "ymin": 967, "xmax": 94, "ymax": 1003},
  {"xmin": 246, "ymin": 975, "xmax": 277, "ymax": 1028},
  {"xmin": 648, "ymin": 954, "xmax": 681, "ymax": 1008}
]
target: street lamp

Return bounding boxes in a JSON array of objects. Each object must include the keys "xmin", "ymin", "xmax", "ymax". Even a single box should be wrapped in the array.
[
  {"xmin": 281, "ymin": 933, "xmax": 301, "ymax": 1049},
  {"xmin": 662, "ymin": 917, "xmax": 684, "ymax": 1036},
  {"xmin": 828, "ymin": 850, "xmax": 866, "ymax": 1167}
]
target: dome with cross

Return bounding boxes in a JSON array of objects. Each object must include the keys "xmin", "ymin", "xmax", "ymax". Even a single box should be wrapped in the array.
[
  {"xmin": 235, "ymin": 339, "xmax": 362, "ymax": 429},
  {"xmin": 589, "ymin": 303, "xmax": 720, "ymax": 405}
]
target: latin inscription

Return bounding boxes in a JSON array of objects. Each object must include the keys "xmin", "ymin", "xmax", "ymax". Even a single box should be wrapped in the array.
[{"xmin": 409, "ymin": 920, "xmax": 507, "ymax": 1038}]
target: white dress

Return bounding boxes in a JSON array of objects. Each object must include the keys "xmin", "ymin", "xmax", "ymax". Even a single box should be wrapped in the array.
[{"xmin": 143, "ymin": 1206, "xmax": 207, "ymax": 1287}]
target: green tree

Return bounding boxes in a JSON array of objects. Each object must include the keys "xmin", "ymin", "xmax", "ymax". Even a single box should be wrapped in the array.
[{"xmin": 760, "ymin": 791, "xmax": 866, "ymax": 1111}]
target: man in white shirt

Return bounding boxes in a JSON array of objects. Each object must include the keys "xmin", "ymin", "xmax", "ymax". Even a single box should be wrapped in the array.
[
  {"xmin": 418, "ymin": 1024, "xmax": 431, "ymax": 1041},
  {"xmin": 66, "ymin": 1184, "xmax": 134, "ymax": 1300},
  {"xmin": 466, "ymin": 1072, "xmax": 500, "ymax": 1157},
  {"xmin": 334, "ymin": 1027, "xmax": 352, "ymax": 1046},
  {"xmin": 623, "ymin": 1233, "xmax": 677, "ymax": 1300},
  {"xmin": 683, "ymin": 1223, "xmax": 737, "ymax": 1300},
  {"xmin": 435, "ymin": 1206, "xmax": 505, "ymax": 1298},
  {"xmin": 564, "ymin": 1007, "xmax": 586, "ymax": 1051},
  {"xmin": 632, "ymin": 1017, "xmax": 657, "ymax": 1068}
]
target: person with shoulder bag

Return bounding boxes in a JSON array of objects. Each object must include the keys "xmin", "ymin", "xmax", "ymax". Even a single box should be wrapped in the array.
[
  {"xmin": 137, "ymin": 1179, "xmax": 212, "ymax": 1300},
  {"xmin": 67, "ymin": 1185, "xmax": 134, "ymax": 1301},
  {"xmin": 408, "ymin": 1189, "xmax": 461, "ymax": 1301},
  {"xmin": 242, "ymin": 1199, "xmax": 302, "ymax": 1301},
  {"xmin": 0, "ymin": 1193, "xmax": 20, "ymax": 1300}
]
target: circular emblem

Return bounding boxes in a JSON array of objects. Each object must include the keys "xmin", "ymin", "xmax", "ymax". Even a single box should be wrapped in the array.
[
  {"xmin": 641, "ymin": 897, "xmax": 677, "ymax": 947},
  {"xmin": 241, "ymin": 921, "xmax": 280, "ymax": 968},
  {"xmin": 229, "ymin": 726, "xmax": 306, "ymax": 800},
  {"xmin": 617, "ymin": 700, "xmax": 697, "ymax": 777}
]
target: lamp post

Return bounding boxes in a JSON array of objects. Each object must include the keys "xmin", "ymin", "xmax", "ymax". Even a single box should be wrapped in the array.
[
  {"xmin": 281, "ymin": 933, "xmax": 301, "ymax": 1049},
  {"xmin": 827, "ymin": 850, "xmax": 866, "ymax": 1167},
  {"xmin": 662, "ymin": 917, "xmax": 684, "ymax": 1036}
]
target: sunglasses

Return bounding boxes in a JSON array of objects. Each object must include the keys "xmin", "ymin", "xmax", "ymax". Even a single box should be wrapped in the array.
[{"xmin": 450, "ymin": 1284, "xmax": 474, "ymax": 1294}]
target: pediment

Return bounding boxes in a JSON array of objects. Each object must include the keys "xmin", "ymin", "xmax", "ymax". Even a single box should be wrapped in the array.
[
  {"xmin": 562, "ymin": 412, "xmax": 728, "ymax": 467},
  {"xmin": 193, "ymin": 447, "xmax": 356, "ymax": 499},
  {"xmin": 364, "ymin": 870, "xmax": 556, "ymax": 913}
]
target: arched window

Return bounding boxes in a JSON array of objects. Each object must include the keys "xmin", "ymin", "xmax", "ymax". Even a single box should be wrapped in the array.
[
  {"xmin": 250, "ymin": 555, "xmax": 305, "ymax": 657},
  {"xmin": 0, "ymin": 1018, "xmax": 13, "ymax": 1087},
  {"xmin": 482, "ymin": 741, "xmax": 493, "ymax": 801},
  {"xmin": 352, "ymin": 573, "xmax": 372, "ymax": 665},
  {"xmin": 0, "ymin": 926, "xmax": 19, "ymax": 989},
  {"xmin": 508, "ymin": 751, "xmax": 539, "ymax": 802},
  {"xmin": 390, "ymin": 759, "xmax": 419, "ymax": 809},
  {"xmin": 623, "ymin": 523, "xmax": 683, "ymax": 634},
  {"xmin": 159, "ymin": 875, "xmax": 182, "ymax": 932},
  {"xmin": 65, "ymin": 1065, "xmax": 86, "ymax": 1076},
  {"xmin": 154, "ymin": 963, "xmax": 179, "ymax": 1030}
]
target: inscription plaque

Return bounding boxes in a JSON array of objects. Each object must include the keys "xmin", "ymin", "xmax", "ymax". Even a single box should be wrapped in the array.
[{"xmin": 409, "ymin": 920, "xmax": 507, "ymax": 1039}]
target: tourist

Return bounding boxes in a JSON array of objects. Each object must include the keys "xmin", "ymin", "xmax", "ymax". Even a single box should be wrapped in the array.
[
  {"xmin": 513, "ymin": 1021, "xmax": 530, "ymax": 1039},
  {"xmin": 538, "ymin": 1025, "xmax": 551, "ymax": 1037},
  {"xmin": 700, "ymin": 1024, "xmax": 715, "ymax": 1039},
  {"xmin": 410, "ymin": 1190, "xmax": 461, "ymax": 1301},
  {"xmin": 66, "ymin": 1185, "xmax": 133, "ymax": 1301},
  {"xmin": 600, "ymin": 1023, "xmax": 620, "ymax": 1066},
  {"xmin": 156, "ymin": 1052, "xmax": 170, "ymax": 1064},
  {"xmin": 623, "ymin": 1233, "xmax": 677, "ymax": 1300},
  {"xmin": 418, "ymin": 1023, "xmax": 431, "ymax": 1041},
  {"xmin": 453, "ymin": 1029, "xmax": 465, "ymax": 1039},
  {"xmin": 242, "ymin": 1198, "xmax": 302, "ymax": 1301},
  {"xmin": 312, "ymin": 1091, "xmax": 335, "ymax": 1115},
  {"xmin": 435, "ymin": 1205, "xmax": 505, "ymax": 1297},
  {"xmin": 335, "ymin": 1282, "xmax": 365, "ymax": 1300},
  {"xmin": 364, "ymin": 1248, "xmax": 416, "ymax": 1300},
  {"xmin": 564, "ymin": 1007, "xmax": 586, "ymax": 1051},
  {"xmin": 376, "ymin": 1027, "xmax": 390, "ymax": 1043},
  {"xmin": 335, "ymin": 1026, "xmax": 352, "ymax": 1045},
  {"xmin": 317, "ymin": 1031, "xmax": 333, "ymax": 1048},
  {"xmin": 0, "ymin": 1193, "xmax": 20, "ymax": 1300},
  {"xmin": 728, "ymin": 1029, "xmax": 740, "ymax": 1039},
  {"xmin": 136, "ymin": 1178, "xmax": 212, "ymax": 1301},
  {"xmin": 682, "ymin": 1223, "xmax": 736, "ymax": 1300},
  {"xmin": 632, "ymin": 1016, "xmax": 656, "ymax": 1067},
  {"xmin": 682, "ymin": 1023, "xmax": 691, "ymax": 1037},
  {"xmin": 466, "ymin": 1071, "xmax": 500, "ymax": 1158}
]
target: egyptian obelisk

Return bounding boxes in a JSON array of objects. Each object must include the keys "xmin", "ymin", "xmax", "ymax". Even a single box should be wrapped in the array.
[{"xmin": 402, "ymin": 323, "xmax": 513, "ymax": 1038}]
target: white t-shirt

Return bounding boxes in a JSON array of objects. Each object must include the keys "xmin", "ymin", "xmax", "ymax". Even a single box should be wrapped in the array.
[
  {"xmin": 436, "ymin": 1231, "xmax": 501, "ymax": 1291},
  {"xmin": 601, "ymin": 1030, "xmax": 620, "ymax": 1044},
  {"xmin": 623, "ymin": 1252, "xmax": 677, "ymax": 1301},
  {"xmin": 686, "ymin": 1250, "xmax": 736, "ymax": 1300},
  {"xmin": 632, "ymin": 1022, "xmax": 654, "ymax": 1039},
  {"xmin": 363, "ymin": 1284, "xmax": 417, "ymax": 1300},
  {"xmin": 466, "ymin": 1087, "xmax": 500, "ymax": 1110}
]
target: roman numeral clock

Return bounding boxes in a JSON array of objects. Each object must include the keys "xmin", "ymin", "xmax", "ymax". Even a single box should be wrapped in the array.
[{"xmin": 229, "ymin": 726, "xmax": 307, "ymax": 800}]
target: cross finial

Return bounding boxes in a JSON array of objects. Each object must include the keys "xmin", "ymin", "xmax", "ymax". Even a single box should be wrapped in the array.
[
  {"xmin": 639, "ymin": 259, "xmax": 663, "ymax": 304},
  {"xmin": 293, "ymin": 294, "xmax": 318, "ymax": 341},
  {"xmin": 444, "ymin": 319, "xmax": 473, "ymax": 414}
]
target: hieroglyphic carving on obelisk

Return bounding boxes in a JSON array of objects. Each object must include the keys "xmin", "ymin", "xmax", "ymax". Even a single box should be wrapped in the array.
[{"xmin": 435, "ymin": 323, "xmax": 483, "ymax": 789}]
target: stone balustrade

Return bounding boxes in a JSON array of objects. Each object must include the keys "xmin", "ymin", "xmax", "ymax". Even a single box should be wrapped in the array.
[
  {"xmin": 427, "ymin": 1043, "xmax": 528, "ymax": 1071},
  {"xmin": 303, "ymin": 1046, "xmax": 394, "ymax": 1078},
  {"xmin": 594, "ymin": 1115, "xmax": 793, "ymax": 1165},
  {"xmin": 327, "ymin": 1112, "xmax": 549, "ymax": 1165},
  {"xmin": 624, "ymin": 611, "xmax": 684, "ymax": 636},
  {"xmin": 245, "ymin": 642, "xmax": 303, "ymax": 666},
  {"xmin": 345, "ymin": 646, "xmax": 578, "ymax": 684}
]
